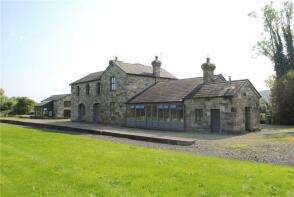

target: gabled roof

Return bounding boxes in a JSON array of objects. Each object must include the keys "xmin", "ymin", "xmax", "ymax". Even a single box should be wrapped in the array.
[
  {"xmin": 185, "ymin": 79, "xmax": 262, "ymax": 99},
  {"xmin": 127, "ymin": 75, "xmax": 225, "ymax": 103},
  {"xmin": 113, "ymin": 61, "xmax": 177, "ymax": 79},
  {"xmin": 42, "ymin": 94, "xmax": 70, "ymax": 102},
  {"xmin": 36, "ymin": 94, "xmax": 70, "ymax": 107},
  {"xmin": 35, "ymin": 100, "xmax": 52, "ymax": 107},
  {"xmin": 70, "ymin": 71, "xmax": 104, "ymax": 85}
]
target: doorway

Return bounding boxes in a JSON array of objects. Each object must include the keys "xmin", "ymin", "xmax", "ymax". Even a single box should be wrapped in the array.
[
  {"xmin": 211, "ymin": 109, "xmax": 220, "ymax": 133},
  {"xmin": 93, "ymin": 103, "xmax": 100, "ymax": 123},
  {"xmin": 78, "ymin": 103, "xmax": 86, "ymax": 121},
  {"xmin": 245, "ymin": 107, "xmax": 251, "ymax": 131}
]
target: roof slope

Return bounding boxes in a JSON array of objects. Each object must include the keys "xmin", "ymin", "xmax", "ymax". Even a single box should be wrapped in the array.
[
  {"xmin": 114, "ymin": 61, "xmax": 177, "ymax": 79},
  {"xmin": 186, "ymin": 80, "xmax": 247, "ymax": 99},
  {"xmin": 70, "ymin": 71, "xmax": 104, "ymax": 85},
  {"xmin": 36, "ymin": 94, "xmax": 70, "ymax": 107},
  {"xmin": 127, "ymin": 75, "xmax": 224, "ymax": 103},
  {"xmin": 42, "ymin": 94, "xmax": 70, "ymax": 102}
]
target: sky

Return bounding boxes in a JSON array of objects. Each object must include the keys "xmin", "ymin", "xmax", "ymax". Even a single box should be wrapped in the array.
[{"xmin": 1, "ymin": 0, "xmax": 279, "ymax": 102}]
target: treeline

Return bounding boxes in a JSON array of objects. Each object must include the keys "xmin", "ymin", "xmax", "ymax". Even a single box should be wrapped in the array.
[{"xmin": 0, "ymin": 88, "xmax": 36, "ymax": 116}]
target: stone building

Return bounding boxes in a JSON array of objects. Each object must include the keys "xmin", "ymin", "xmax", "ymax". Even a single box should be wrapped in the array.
[
  {"xmin": 35, "ymin": 94, "xmax": 71, "ymax": 118},
  {"xmin": 70, "ymin": 57, "xmax": 261, "ymax": 134},
  {"xmin": 70, "ymin": 57, "xmax": 176, "ymax": 125}
]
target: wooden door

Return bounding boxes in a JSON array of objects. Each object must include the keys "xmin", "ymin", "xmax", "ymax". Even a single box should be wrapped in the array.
[
  {"xmin": 211, "ymin": 109, "xmax": 220, "ymax": 133},
  {"xmin": 245, "ymin": 107, "xmax": 251, "ymax": 131}
]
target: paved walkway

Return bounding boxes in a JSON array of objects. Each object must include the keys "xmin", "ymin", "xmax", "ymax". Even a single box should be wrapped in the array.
[{"xmin": 1, "ymin": 118, "xmax": 201, "ymax": 145}]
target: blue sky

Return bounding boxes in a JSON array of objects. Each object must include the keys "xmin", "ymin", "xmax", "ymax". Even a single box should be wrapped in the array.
[{"xmin": 1, "ymin": 0, "xmax": 276, "ymax": 102}]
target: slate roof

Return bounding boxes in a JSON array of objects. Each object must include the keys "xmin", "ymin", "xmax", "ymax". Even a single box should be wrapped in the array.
[
  {"xmin": 113, "ymin": 61, "xmax": 177, "ymax": 79},
  {"xmin": 127, "ymin": 75, "xmax": 225, "ymax": 103},
  {"xmin": 35, "ymin": 100, "xmax": 52, "ymax": 107},
  {"xmin": 42, "ymin": 94, "xmax": 70, "ymax": 102},
  {"xmin": 185, "ymin": 80, "xmax": 248, "ymax": 99},
  {"xmin": 70, "ymin": 71, "xmax": 104, "ymax": 85},
  {"xmin": 36, "ymin": 94, "xmax": 70, "ymax": 107}
]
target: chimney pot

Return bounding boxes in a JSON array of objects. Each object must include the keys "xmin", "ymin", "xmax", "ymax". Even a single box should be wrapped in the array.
[
  {"xmin": 151, "ymin": 56, "xmax": 161, "ymax": 79},
  {"xmin": 201, "ymin": 57, "xmax": 216, "ymax": 83},
  {"xmin": 228, "ymin": 76, "xmax": 232, "ymax": 86}
]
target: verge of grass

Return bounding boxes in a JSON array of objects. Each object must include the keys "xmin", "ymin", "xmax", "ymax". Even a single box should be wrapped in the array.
[{"xmin": 1, "ymin": 124, "xmax": 294, "ymax": 197}]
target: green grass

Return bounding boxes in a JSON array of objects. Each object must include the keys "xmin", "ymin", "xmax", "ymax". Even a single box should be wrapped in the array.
[{"xmin": 1, "ymin": 124, "xmax": 294, "ymax": 197}]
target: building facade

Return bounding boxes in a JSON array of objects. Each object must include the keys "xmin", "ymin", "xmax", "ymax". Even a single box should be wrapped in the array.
[
  {"xmin": 70, "ymin": 57, "xmax": 176, "ymax": 125},
  {"xmin": 35, "ymin": 94, "xmax": 71, "ymax": 118},
  {"xmin": 70, "ymin": 57, "xmax": 261, "ymax": 134}
]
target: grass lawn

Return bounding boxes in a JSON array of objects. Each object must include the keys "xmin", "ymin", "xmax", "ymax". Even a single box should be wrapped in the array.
[{"xmin": 1, "ymin": 124, "xmax": 294, "ymax": 196}]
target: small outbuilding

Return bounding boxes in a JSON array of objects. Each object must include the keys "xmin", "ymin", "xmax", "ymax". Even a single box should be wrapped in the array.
[{"xmin": 35, "ymin": 94, "xmax": 71, "ymax": 118}]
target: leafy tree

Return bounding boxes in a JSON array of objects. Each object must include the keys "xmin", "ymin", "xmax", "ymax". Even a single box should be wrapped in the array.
[
  {"xmin": 249, "ymin": 1, "xmax": 294, "ymax": 77},
  {"xmin": 250, "ymin": 1, "xmax": 294, "ymax": 125},
  {"xmin": 270, "ymin": 70, "xmax": 294, "ymax": 124},
  {"xmin": 13, "ymin": 97, "xmax": 36, "ymax": 115},
  {"xmin": 259, "ymin": 98, "xmax": 270, "ymax": 114}
]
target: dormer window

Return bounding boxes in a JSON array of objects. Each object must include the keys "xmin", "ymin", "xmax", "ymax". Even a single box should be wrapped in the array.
[
  {"xmin": 110, "ymin": 77, "xmax": 116, "ymax": 91},
  {"xmin": 86, "ymin": 84, "xmax": 90, "ymax": 96}
]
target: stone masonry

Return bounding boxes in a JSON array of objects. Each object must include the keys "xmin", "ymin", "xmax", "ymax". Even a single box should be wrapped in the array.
[{"xmin": 70, "ymin": 58, "xmax": 174, "ymax": 125}]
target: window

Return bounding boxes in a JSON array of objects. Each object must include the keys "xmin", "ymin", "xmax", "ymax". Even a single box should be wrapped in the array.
[
  {"xmin": 110, "ymin": 77, "xmax": 116, "ymax": 91},
  {"xmin": 127, "ymin": 105, "xmax": 135, "ymax": 119},
  {"xmin": 96, "ymin": 82, "xmax": 101, "ymax": 95},
  {"xmin": 157, "ymin": 104, "xmax": 169, "ymax": 122},
  {"xmin": 135, "ymin": 105, "xmax": 145, "ymax": 121},
  {"xmin": 86, "ymin": 84, "xmax": 90, "ymax": 96},
  {"xmin": 231, "ymin": 107, "xmax": 236, "ymax": 113},
  {"xmin": 110, "ymin": 102, "xmax": 115, "ymax": 117},
  {"xmin": 76, "ymin": 86, "xmax": 80, "ymax": 96},
  {"xmin": 171, "ymin": 104, "xmax": 183, "ymax": 123},
  {"xmin": 64, "ymin": 101, "xmax": 71, "ymax": 107},
  {"xmin": 195, "ymin": 109, "xmax": 203, "ymax": 122}
]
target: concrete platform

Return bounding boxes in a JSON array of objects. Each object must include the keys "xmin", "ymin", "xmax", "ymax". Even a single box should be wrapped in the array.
[{"xmin": 0, "ymin": 118, "xmax": 196, "ymax": 146}]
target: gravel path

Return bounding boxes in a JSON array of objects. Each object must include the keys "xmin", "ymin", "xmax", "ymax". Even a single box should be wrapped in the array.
[{"xmin": 86, "ymin": 133, "xmax": 294, "ymax": 166}]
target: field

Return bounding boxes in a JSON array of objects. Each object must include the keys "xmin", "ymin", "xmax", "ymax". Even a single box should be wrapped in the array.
[{"xmin": 1, "ymin": 124, "xmax": 294, "ymax": 196}]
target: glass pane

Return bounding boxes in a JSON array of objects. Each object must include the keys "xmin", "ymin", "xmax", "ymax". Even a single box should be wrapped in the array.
[
  {"xmin": 158, "ymin": 109, "xmax": 164, "ymax": 122},
  {"xmin": 178, "ymin": 107, "xmax": 183, "ymax": 123},
  {"xmin": 152, "ymin": 105, "xmax": 157, "ymax": 120},
  {"xmin": 163, "ymin": 108, "xmax": 169, "ymax": 122}
]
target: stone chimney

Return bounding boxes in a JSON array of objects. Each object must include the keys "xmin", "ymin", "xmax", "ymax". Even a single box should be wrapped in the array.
[
  {"xmin": 228, "ymin": 76, "xmax": 232, "ymax": 86},
  {"xmin": 151, "ymin": 56, "xmax": 161, "ymax": 78},
  {"xmin": 201, "ymin": 57, "xmax": 216, "ymax": 83}
]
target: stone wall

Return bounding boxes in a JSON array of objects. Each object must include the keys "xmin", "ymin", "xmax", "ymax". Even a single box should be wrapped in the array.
[
  {"xmin": 71, "ymin": 63, "xmax": 173, "ymax": 125},
  {"xmin": 53, "ymin": 95, "xmax": 71, "ymax": 118},
  {"xmin": 184, "ymin": 82, "xmax": 260, "ymax": 134}
]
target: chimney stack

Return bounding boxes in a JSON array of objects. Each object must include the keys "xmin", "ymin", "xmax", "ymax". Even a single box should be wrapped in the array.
[
  {"xmin": 201, "ymin": 57, "xmax": 216, "ymax": 83},
  {"xmin": 228, "ymin": 76, "xmax": 232, "ymax": 86},
  {"xmin": 151, "ymin": 56, "xmax": 161, "ymax": 79}
]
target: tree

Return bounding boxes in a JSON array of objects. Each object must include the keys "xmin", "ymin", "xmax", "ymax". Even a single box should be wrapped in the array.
[
  {"xmin": 250, "ymin": 1, "xmax": 294, "ymax": 125},
  {"xmin": 13, "ymin": 97, "xmax": 36, "ymax": 115},
  {"xmin": 249, "ymin": 1, "xmax": 294, "ymax": 77}
]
